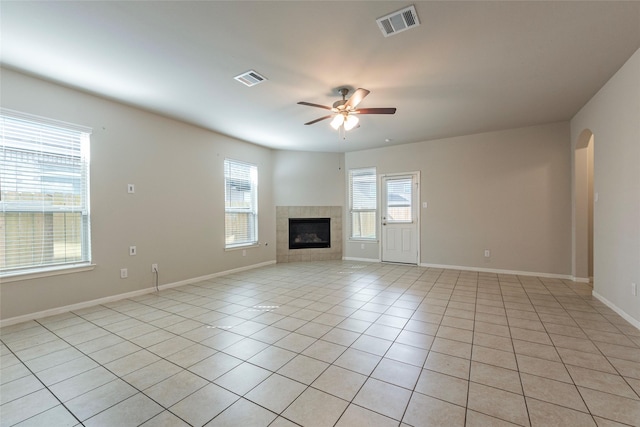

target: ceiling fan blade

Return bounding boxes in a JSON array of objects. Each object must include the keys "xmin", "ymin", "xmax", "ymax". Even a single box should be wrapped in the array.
[
  {"xmin": 304, "ymin": 115, "xmax": 333, "ymax": 125},
  {"xmin": 297, "ymin": 102, "xmax": 332, "ymax": 110},
  {"xmin": 352, "ymin": 108, "xmax": 397, "ymax": 115},
  {"xmin": 344, "ymin": 88, "xmax": 370, "ymax": 109}
]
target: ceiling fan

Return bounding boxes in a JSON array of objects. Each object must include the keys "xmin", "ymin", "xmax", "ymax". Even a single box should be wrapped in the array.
[{"xmin": 298, "ymin": 88, "xmax": 396, "ymax": 132}]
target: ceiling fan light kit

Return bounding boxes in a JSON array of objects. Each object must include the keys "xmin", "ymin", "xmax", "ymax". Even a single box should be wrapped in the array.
[{"xmin": 298, "ymin": 87, "xmax": 396, "ymax": 137}]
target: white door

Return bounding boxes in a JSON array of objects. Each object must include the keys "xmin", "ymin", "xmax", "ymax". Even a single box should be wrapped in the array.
[{"xmin": 381, "ymin": 173, "xmax": 419, "ymax": 264}]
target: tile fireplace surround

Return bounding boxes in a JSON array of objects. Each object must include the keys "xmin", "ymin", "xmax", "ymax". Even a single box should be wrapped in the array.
[{"xmin": 276, "ymin": 206, "xmax": 342, "ymax": 263}]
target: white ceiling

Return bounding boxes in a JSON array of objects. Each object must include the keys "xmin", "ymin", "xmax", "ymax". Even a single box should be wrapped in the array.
[{"xmin": 2, "ymin": 1, "xmax": 639, "ymax": 152}]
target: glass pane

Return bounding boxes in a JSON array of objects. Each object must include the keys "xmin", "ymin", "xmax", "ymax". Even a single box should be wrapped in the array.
[
  {"xmin": 0, "ymin": 212, "xmax": 84, "ymax": 270},
  {"xmin": 351, "ymin": 211, "xmax": 376, "ymax": 239},
  {"xmin": 386, "ymin": 178, "xmax": 412, "ymax": 222}
]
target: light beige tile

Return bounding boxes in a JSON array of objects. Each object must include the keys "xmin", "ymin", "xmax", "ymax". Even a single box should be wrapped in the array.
[
  {"xmin": 49, "ymin": 366, "xmax": 117, "ymax": 402},
  {"xmin": 0, "ymin": 375, "xmax": 44, "ymax": 405},
  {"xmin": 520, "ymin": 373, "xmax": 588, "ymax": 412},
  {"xmin": 144, "ymin": 371, "xmax": 207, "ymax": 408},
  {"xmin": 248, "ymin": 345, "xmax": 297, "ymax": 371},
  {"xmin": 83, "ymin": 393, "xmax": 162, "ymax": 427},
  {"xmin": 470, "ymin": 361, "xmax": 523, "ymax": 395},
  {"xmin": 66, "ymin": 379, "xmax": 137, "ymax": 421},
  {"xmin": 424, "ymin": 351, "xmax": 470, "ymax": 380},
  {"xmin": 579, "ymin": 386, "xmax": 640, "ymax": 426},
  {"xmin": 206, "ymin": 397, "xmax": 277, "ymax": 427},
  {"xmin": 403, "ymin": 392, "xmax": 466, "ymax": 427},
  {"xmin": 384, "ymin": 342, "xmax": 429, "ymax": 366},
  {"xmin": 170, "ymin": 383, "xmax": 238, "ymax": 426},
  {"xmin": 395, "ymin": 330, "xmax": 434, "ymax": 350},
  {"xmin": 274, "ymin": 332, "xmax": 316, "ymax": 353},
  {"xmin": 245, "ymin": 373, "xmax": 307, "ymax": 413},
  {"xmin": 165, "ymin": 343, "xmax": 217, "ymax": 368},
  {"xmin": 301, "ymin": 333, "xmax": 347, "ymax": 360},
  {"xmin": 123, "ymin": 359, "xmax": 182, "ymax": 390},
  {"xmin": 11, "ymin": 404, "xmax": 78, "ymax": 427},
  {"xmin": 466, "ymin": 409, "xmax": 521, "ymax": 426},
  {"xmin": 188, "ymin": 352, "xmax": 243, "ymax": 381},
  {"xmin": 277, "ymin": 354, "xmax": 329, "ymax": 385},
  {"xmin": 526, "ymin": 398, "xmax": 597, "ymax": 427},
  {"xmin": 557, "ymin": 347, "xmax": 617, "ymax": 374},
  {"xmin": 566, "ymin": 364, "xmax": 638, "ymax": 399},
  {"xmin": 512, "ymin": 339, "xmax": 560, "ymax": 362},
  {"xmin": 214, "ymin": 362, "xmax": 271, "ymax": 395},
  {"xmin": 335, "ymin": 404, "xmax": 399, "ymax": 427},
  {"xmin": 516, "ymin": 354, "xmax": 572, "ymax": 383},
  {"xmin": 371, "ymin": 357, "xmax": 421, "ymax": 390},
  {"xmin": 312, "ymin": 365, "xmax": 367, "ymax": 401},
  {"xmin": 282, "ymin": 388, "xmax": 348, "ymax": 427},
  {"xmin": 353, "ymin": 378, "xmax": 412, "ymax": 421},
  {"xmin": 472, "ymin": 345, "xmax": 517, "ymax": 370},
  {"xmin": 415, "ymin": 369, "xmax": 469, "ymax": 406},
  {"xmin": 467, "ymin": 382, "xmax": 529, "ymax": 426},
  {"xmin": 351, "ymin": 335, "xmax": 393, "ymax": 356},
  {"xmin": 334, "ymin": 348, "xmax": 382, "ymax": 376}
]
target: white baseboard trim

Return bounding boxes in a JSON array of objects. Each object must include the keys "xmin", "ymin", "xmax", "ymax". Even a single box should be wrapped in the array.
[
  {"xmin": 572, "ymin": 277, "xmax": 592, "ymax": 283},
  {"xmin": 0, "ymin": 260, "xmax": 276, "ymax": 328},
  {"xmin": 592, "ymin": 291, "xmax": 640, "ymax": 331},
  {"xmin": 419, "ymin": 263, "xmax": 574, "ymax": 280},
  {"xmin": 342, "ymin": 257, "xmax": 381, "ymax": 263}
]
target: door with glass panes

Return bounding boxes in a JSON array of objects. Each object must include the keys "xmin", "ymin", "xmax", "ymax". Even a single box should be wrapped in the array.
[{"xmin": 381, "ymin": 173, "xmax": 419, "ymax": 264}]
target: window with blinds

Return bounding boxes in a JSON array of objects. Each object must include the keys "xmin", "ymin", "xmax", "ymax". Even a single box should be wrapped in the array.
[
  {"xmin": 0, "ymin": 109, "xmax": 92, "ymax": 276},
  {"xmin": 349, "ymin": 167, "xmax": 377, "ymax": 239},
  {"xmin": 224, "ymin": 158, "xmax": 258, "ymax": 248}
]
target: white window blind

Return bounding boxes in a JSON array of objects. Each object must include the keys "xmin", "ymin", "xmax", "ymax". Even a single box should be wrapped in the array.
[
  {"xmin": 349, "ymin": 167, "xmax": 377, "ymax": 239},
  {"xmin": 0, "ymin": 109, "xmax": 92, "ymax": 276},
  {"xmin": 224, "ymin": 158, "xmax": 258, "ymax": 248}
]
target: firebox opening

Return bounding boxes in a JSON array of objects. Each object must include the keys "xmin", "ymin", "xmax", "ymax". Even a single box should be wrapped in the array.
[{"xmin": 289, "ymin": 218, "xmax": 331, "ymax": 249}]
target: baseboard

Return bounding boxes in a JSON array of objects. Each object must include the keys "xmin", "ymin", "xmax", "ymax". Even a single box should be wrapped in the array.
[
  {"xmin": 592, "ymin": 291, "xmax": 640, "ymax": 331},
  {"xmin": 342, "ymin": 257, "xmax": 381, "ymax": 263},
  {"xmin": 0, "ymin": 260, "xmax": 276, "ymax": 328},
  {"xmin": 572, "ymin": 277, "xmax": 592, "ymax": 283},
  {"xmin": 419, "ymin": 262, "xmax": 574, "ymax": 280}
]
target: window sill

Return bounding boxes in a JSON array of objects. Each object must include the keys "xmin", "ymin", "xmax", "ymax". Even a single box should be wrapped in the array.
[
  {"xmin": 225, "ymin": 243, "xmax": 260, "ymax": 252},
  {"xmin": 1, "ymin": 264, "xmax": 96, "ymax": 283}
]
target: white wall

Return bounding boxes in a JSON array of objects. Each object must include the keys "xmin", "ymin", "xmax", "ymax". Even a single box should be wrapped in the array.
[
  {"xmin": 273, "ymin": 150, "xmax": 344, "ymax": 207},
  {"xmin": 0, "ymin": 69, "xmax": 276, "ymax": 321},
  {"xmin": 345, "ymin": 122, "xmax": 573, "ymax": 276},
  {"xmin": 570, "ymin": 48, "xmax": 640, "ymax": 325}
]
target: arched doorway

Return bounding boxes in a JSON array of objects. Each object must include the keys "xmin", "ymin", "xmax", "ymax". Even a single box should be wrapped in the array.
[{"xmin": 574, "ymin": 129, "xmax": 594, "ymax": 282}]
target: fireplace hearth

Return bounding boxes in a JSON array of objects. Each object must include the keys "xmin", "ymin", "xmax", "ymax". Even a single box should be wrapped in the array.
[{"xmin": 289, "ymin": 218, "xmax": 330, "ymax": 249}]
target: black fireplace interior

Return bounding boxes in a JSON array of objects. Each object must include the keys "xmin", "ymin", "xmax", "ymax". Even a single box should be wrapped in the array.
[{"xmin": 289, "ymin": 218, "xmax": 331, "ymax": 249}]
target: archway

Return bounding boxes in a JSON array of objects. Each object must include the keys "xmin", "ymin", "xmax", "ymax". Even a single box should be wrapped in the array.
[{"xmin": 574, "ymin": 129, "xmax": 594, "ymax": 282}]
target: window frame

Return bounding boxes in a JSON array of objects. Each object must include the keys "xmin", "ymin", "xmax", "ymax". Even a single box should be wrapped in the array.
[
  {"xmin": 348, "ymin": 167, "xmax": 377, "ymax": 241},
  {"xmin": 223, "ymin": 158, "xmax": 258, "ymax": 249},
  {"xmin": 0, "ymin": 109, "xmax": 92, "ymax": 278}
]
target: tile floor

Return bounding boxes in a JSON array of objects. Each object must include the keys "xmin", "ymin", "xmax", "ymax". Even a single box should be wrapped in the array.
[{"xmin": 1, "ymin": 261, "xmax": 640, "ymax": 426}]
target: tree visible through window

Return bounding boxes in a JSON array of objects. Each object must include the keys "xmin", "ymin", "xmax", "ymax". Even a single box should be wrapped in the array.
[
  {"xmin": 349, "ymin": 167, "xmax": 377, "ymax": 239},
  {"xmin": 0, "ymin": 110, "xmax": 91, "ymax": 275},
  {"xmin": 224, "ymin": 159, "xmax": 258, "ymax": 248}
]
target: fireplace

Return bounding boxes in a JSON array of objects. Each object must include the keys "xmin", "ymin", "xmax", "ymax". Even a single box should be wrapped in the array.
[{"xmin": 289, "ymin": 218, "xmax": 331, "ymax": 249}]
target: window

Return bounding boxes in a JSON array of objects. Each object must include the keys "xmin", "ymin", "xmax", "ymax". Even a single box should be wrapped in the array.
[
  {"xmin": 386, "ymin": 177, "xmax": 413, "ymax": 222},
  {"xmin": 224, "ymin": 158, "xmax": 258, "ymax": 248},
  {"xmin": 0, "ymin": 109, "xmax": 91, "ymax": 276},
  {"xmin": 349, "ymin": 167, "xmax": 377, "ymax": 239}
]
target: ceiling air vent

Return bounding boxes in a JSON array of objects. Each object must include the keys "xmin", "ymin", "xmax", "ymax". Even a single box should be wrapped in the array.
[
  {"xmin": 234, "ymin": 70, "xmax": 267, "ymax": 87},
  {"xmin": 376, "ymin": 5, "xmax": 420, "ymax": 37}
]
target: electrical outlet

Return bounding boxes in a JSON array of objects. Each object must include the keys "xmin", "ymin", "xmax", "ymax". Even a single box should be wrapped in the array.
[
  {"xmin": 361, "ymin": 243, "xmax": 365, "ymax": 249},
  {"xmin": 127, "ymin": 184, "xmax": 135, "ymax": 193},
  {"xmin": 242, "ymin": 249, "xmax": 246, "ymax": 256},
  {"xmin": 120, "ymin": 268, "xmax": 128, "ymax": 279},
  {"xmin": 484, "ymin": 249, "xmax": 491, "ymax": 258},
  {"xmin": 632, "ymin": 283, "xmax": 637, "ymax": 296},
  {"xmin": 129, "ymin": 246, "xmax": 137, "ymax": 256},
  {"xmin": 152, "ymin": 263, "xmax": 158, "ymax": 273}
]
